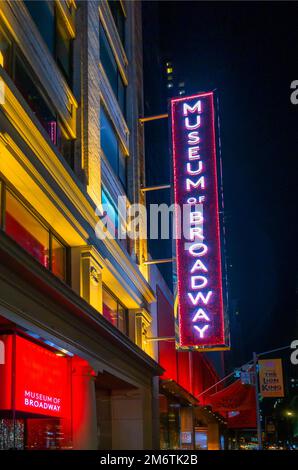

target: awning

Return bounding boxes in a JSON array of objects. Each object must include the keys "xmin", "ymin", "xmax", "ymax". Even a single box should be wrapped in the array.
[{"xmin": 206, "ymin": 379, "xmax": 257, "ymax": 429}]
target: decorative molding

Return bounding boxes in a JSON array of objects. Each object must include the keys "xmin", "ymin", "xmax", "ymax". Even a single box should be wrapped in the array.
[
  {"xmin": 0, "ymin": 232, "xmax": 163, "ymax": 382},
  {"xmin": 0, "ymin": 1, "xmax": 78, "ymax": 138}
]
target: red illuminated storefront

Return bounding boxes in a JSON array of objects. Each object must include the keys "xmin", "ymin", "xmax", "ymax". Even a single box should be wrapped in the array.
[
  {"xmin": 0, "ymin": 332, "xmax": 73, "ymax": 449},
  {"xmin": 157, "ymin": 287, "xmax": 226, "ymax": 450}
]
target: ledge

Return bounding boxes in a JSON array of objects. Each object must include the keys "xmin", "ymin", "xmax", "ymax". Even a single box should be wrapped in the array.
[{"xmin": 0, "ymin": 230, "xmax": 163, "ymax": 378}]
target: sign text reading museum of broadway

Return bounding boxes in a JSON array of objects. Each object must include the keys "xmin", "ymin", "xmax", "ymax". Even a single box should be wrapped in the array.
[{"xmin": 171, "ymin": 92, "xmax": 227, "ymax": 349}]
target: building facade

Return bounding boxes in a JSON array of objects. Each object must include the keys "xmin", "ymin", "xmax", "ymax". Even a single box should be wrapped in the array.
[
  {"xmin": 0, "ymin": 0, "xmax": 162, "ymax": 450},
  {"xmin": 0, "ymin": 0, "xmax": 224, "ymax": 451}
]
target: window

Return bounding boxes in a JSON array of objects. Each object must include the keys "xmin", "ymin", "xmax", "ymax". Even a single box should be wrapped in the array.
[
  {"xmin": 5, "ymin": 190, "xmax": 50, "ymax": 269},
  {"xmin": 101, "ymin": 188, "xmax": 119, "ymax": 234},
  {"xmin": 56, "ymin": 12, "xmax": 72, "ymax": 83},
  {"xmin": 0, "ymin": 25, "xmax": 12, "ymax": 73},
  {"xmin": 100, "ymin": 105, "xmax": 127, "ymax": 188},
  {"xmin": 1, "ymin": 182, "xmax": 68, "ymax": 282},
  {"xmin": 13, "ymin": 53, "xmax": 74, "ymax": 167},
  {"xmin": 101, "ymin": 188, "xmax": 131, "ymax": 253},
  {"xmin": 99, "ymin": 22, "xmax": 126, "ymax": 116},
  {"xmin": 51, "ymin": 235, "xmax": 66, "ymax": 281},
  {"xmin": 24, "ymin": 1, "xmax": 73, "ymax": 85},
  {"xmin": 108, "ymin": 1, "xmax": 126, "ymax": 46},
  {"xmin": 102, "ymin": 286, "xmax": 128, "ymax": 335},
  {"xmin": 24, "ymin": 1, "xmax": 55, "ymax": 55}
]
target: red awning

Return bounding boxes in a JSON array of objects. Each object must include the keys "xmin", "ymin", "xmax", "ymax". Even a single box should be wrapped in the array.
[{"xmin": 206, "ymin": 379, "xmax": 257, "ymax": 429}]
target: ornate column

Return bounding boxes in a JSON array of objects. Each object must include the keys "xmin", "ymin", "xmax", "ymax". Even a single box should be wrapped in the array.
[{"xmin": 71, "ymin": 245, "xmax": 103, "ymax": 313}]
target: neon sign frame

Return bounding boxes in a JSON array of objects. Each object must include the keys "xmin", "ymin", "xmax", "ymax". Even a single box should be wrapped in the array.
[{"xmin": 171, "ymin": 91, "xmax": 229, "ymax": 351}]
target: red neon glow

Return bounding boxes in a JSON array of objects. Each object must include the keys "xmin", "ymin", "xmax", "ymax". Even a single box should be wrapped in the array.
[
  {"xmin": 171, "ymin": 91, "xmax": 226, "ymax": 348},
  {"xmin": 0, "ymin": 334, "xmax": 70, "ymax": 418}
]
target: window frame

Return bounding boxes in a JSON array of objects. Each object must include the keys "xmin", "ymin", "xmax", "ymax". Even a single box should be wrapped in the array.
[
  {"xmin": 102, "ymin": 283, "xmax": 129, "ymax": 336},
  {"xmin": 107, "ymin": 0, "xmax": 126, "ymax": 48},
  {"xmin": 24, "ymin": 1, "xmax": 74, "ymax": 87},
  {"xmin": 0, "ymin": 23, "xmax": 75, "ymax": 169},
  {"xmin": 0, "ymin": 175, "xmax": 70, "ymax": 284},
  {"xmin": 100, "ymin": 103, "xmax": 127, "ymax": 189},
  {"xmin": 99, "ymin": 21, "xmax": 126, "ymax": 118}
]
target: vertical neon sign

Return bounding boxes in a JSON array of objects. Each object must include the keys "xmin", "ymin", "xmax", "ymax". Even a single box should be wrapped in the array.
[{"xmin": 171, "ymin": 92, "xmax": 228, "ymax": 350}]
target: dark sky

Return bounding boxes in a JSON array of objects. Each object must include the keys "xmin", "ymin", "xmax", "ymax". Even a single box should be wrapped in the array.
[{"xmin": 156, "ymin": 1, "xmax": 298, "ymax": 362}]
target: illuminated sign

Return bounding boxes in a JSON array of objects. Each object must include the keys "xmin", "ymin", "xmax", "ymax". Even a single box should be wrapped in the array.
[
  {"xmin": 171, "ymin": 91, "xmax": 228, "ymax": 350},
  {"xmin": 259, "ymin": 358, "xmax": 284, "ymax": 398},
  {"xmin": 0, "ymin": 334, "xmax": 70, "ymax": 417}
]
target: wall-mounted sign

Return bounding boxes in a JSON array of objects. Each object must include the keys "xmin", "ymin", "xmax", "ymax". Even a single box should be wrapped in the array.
[
  {"xmin": 171, "ymin": 92, "xmax": 229, "ymax": 350},
  {"xmin": 0, "ymin": 334, "xmax": 70, "ymax": 417},
  {"xmin": 258, "ymin": 358, "xmax": 284, "ymax": 397}
]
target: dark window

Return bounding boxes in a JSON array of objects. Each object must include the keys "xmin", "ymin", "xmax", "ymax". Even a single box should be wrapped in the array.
[
  {"xmin": 56, "ymin": 12, "xmax": 72, "ymax": 83},
  {"xmin": 99, "ymin": 22, "xmax": 126, "ymax": 116},
  {"xmin": 108, "ymin": 1, "xmax": 125, "ymax": 46},
  {"xmin": 102, "ymin": 286, "xmax": 128, "ymax": 335},
  {"xmin": 14, "ymin": 53, "xmax": 57, "ymax": 138},
  {"xmin": 24, "ymin": 1, "xmax": 73, "ymax": 86},
  {"xmin": 1, "ymin": 183, "xmax": 68, "ymax": 282},
  {"xmin": 24, "ymin": 1, "xmax": 55, "ymax": 55},
  {"xmin": 100, "ymin": 105, "xmax": 127, "ymax": 188}
]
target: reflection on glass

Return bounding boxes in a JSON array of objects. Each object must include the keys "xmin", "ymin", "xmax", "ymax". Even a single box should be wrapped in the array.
[
  {"xmin": 51, "ymin": 235, "xmax": 66, "ymax": 281},
  {"xmin": 103, "ymin": 288, "xmax": 118, "ymax": 328},
  {"xmin": 102, "ymin": 287, "xmax": 128, "ymax": 335},
  {"xmin": 5, "ymin": 191, "xmax": 49, "ymax": 268}
]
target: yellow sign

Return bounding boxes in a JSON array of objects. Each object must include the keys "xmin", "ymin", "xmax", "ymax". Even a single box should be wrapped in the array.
[{"xmin": 259, "ymin": 358, "xmax": 284, "ymax": 397}]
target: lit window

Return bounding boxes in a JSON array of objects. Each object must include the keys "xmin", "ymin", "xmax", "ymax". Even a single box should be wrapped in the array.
[
  {"xmin": 3, "ymin": 186, "xmax": 67, "ymax": 281},
  {"xmin": 100, "ymin": 105, "xmax": 127, "ymax": 188},
  {"xmin": 51, "ymin": 235, "xmax": 66, "ymax": 281},
  {"xmin": 5, "ymin": 190, "xmax": 49, "ymax": 268},
  {"xmin": 103, "ymin": 286, "xmax": 128, "ymax": 335},
  {"xmin": 166, "ymin": 67, "xmax": 173, "ymax": 74}
]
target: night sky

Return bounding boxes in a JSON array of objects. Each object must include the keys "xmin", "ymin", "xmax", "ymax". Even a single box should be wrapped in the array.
[{"xmin": 155, "ymin": 1, "xmax": 298, "ymax": 363}]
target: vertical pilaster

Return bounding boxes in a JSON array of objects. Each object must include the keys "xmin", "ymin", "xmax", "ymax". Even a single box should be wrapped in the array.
[
  {"xmin": 71, "ymin": 357, "xmax": 98, "ymax": 449},
  {"xmin": 71, "ymin": 246, "xmax": 103, "ymax": 313},
  {"xmin": 81, "ymin": 0, "xmax": 101, "ymax": 207}
]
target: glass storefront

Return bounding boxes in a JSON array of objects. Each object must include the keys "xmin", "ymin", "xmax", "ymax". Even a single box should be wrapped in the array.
[
  {"xmin": 159, "ymin": 395, "xmax": 181, "ymax": 449},
  {"xmin": 0, "ymin": 333, "xmax": 72, "ymax": 450}
]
